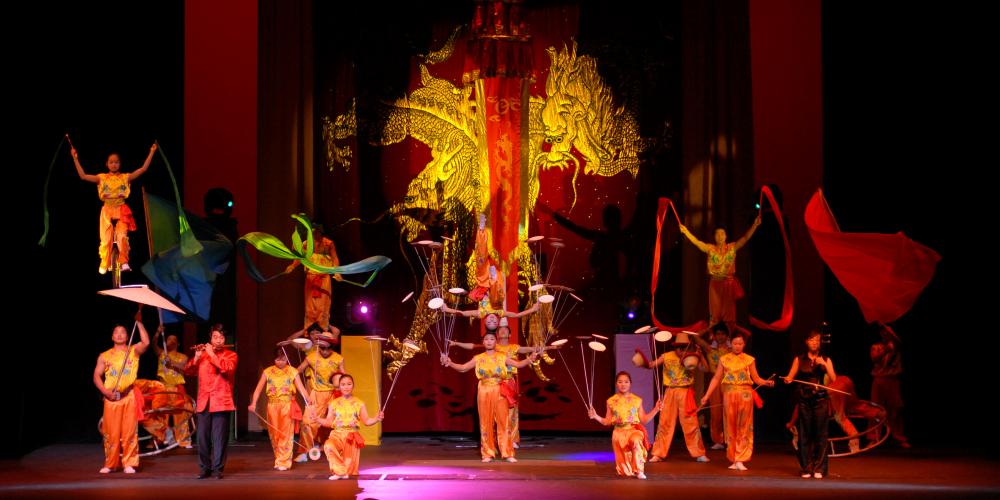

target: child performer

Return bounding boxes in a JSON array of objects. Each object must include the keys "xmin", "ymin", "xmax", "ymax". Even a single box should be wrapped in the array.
[
  {"xmin": 588, "ymin": 371, "xmax": 661, "ymax": 479},
  {"xmin": 249, "ymin": 347, "xmax": 311, "ymax": 470}
]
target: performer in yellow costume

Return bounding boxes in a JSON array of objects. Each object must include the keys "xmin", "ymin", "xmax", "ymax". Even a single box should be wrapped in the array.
[
  {"xmin": 701, "ymin": 331, "xmax": 774, "ymax": 471},
  {"xmin": 318, "ymin": 374, "xmax": 383, "ymax": 480},
  {"xmin": 250, "ymin": 347, "xmax": 311, "ymax": 470},
  {"xmin": 678, "ymin": 218, "xmax": 760, "ymax": 328},
  {"xmin": 450, "ymin": 318, "xmax": 559, "ymax": 449},
  {"xmin": 691, "ymin": 323, "xmax": 732, "ymax": 450},
  {"xmin": 643, "ymin": 332, "xmax": 709, "ymax": 463},
  {"xmin": 588, "ymin": 371, "xmax": 661, "ymax": 479},
  {"xmin": 444, "ymin": 330, "xmax": 538, "ymax": 462},
  {"xmin": 92, "ymin": 313, "xmax": 150, "ymax": 474},
  {"xmin": 71, "ymin": 143, "xmax": 156, "ymax": 274},
  {"xmin": 150, "ymin": 326, "xmax": 193, "ymax": 448},
  {"xmin": 296, "ymin": 333, "xmax": 345, "ymax": 462}
]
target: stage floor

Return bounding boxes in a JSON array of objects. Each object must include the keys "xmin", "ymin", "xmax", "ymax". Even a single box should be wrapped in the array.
[{"xmin": 2, "ymin": 435, "xmax": 997, "ymax": 499}]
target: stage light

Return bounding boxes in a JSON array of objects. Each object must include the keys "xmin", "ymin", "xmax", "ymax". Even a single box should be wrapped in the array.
[
  {"xmin": 627, "ymin": 311, "xmax": 635, "ymax": 319},
  {"xmin": 347, "ymin": 300, "xmax": 378, "ymax": 325}
]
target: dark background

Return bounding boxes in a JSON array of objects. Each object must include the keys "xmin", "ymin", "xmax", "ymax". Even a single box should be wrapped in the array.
[{"xmin": 6, "ymin": 1, "xmax": 978, "ymax": 457}]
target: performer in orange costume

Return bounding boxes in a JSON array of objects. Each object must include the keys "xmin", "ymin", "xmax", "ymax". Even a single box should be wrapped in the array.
[
  {"xmin": 71, "ymin": 143, "xmax": 156, "ymax": 274},
  {"xmin": 701, "ymin": 331, "xmax": 774, "ymax": 471},
  {"xmin": 317, "ymin": 374, "xmax": 383, "ymax": 480},
  {"xmin": 678, "ymin": 217, "xmax": 760, "ymax": 328},
  {"xmin": 443, "ymin": 330, "xmax": 538, "ymax": 462},
  {"xmin": 249, "ymin": 347, "xmax": 311, "ymax": 470},
  {"xmin": 285, "ymin": 225, "xmax": 341, "ymax": 330},
  {"xmin": 296, "ymin": 332, "xmax": 345, "ymax": 462},
  {"xmin": 588, "ymin": 371, "xmax": 661, "ymax": 479},
  {"xmin": 644, "ymin": 332, "xmax": 709, "ymax": 463},
  {"xmin": 150, "ymin": 326, "xmax": 193, "ymax": 448},
  {"xmin": 93, "ymin": 312, "xmax": 150, "ymax": 474}
]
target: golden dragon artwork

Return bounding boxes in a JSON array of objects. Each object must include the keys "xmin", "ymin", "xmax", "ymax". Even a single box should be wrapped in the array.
[{"xmin": 323, "ymin": 39, "xmax": 645, "ymax": 380}]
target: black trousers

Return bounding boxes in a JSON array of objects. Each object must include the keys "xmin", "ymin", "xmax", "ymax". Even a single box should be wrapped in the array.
[
  {"xmin": 196, "ymin": 409, "xmax": 231, "ymax": 473},
  {"xmin": 796, "ymin": 394, "xmax": 829, "ymax": 475}
]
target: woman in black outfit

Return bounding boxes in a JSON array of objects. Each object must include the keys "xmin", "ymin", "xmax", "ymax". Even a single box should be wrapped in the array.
[{"xmin": 782, "ymin": 328, "xmax": 837, "ymax": 479}]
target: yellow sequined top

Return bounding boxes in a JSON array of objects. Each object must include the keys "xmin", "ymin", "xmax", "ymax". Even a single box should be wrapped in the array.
[
  {"xmin": 306, "ymin": 351, "xmax": 345, "ymax": 392},
  {"xmin": 707, "ymin": 345, "xmax": 731, "ymax": 373},
  {"xmin": 305, "ymin": 237, "xmax": 339, "ymax": 274},
  {"xmin": 719, "ymin": 352, "xmax": 754, "ymax": 386},
  {"xmin": 327, "ymin": 396, "xmax": 365, "ymax": 430},
  {"xmin": 265, "ymin": 365, "xmax": 299, "ymax": 403},
  {"xmin": 478, "ymin": 295, "xmax": 506, "ymax": 319},
  {"xmin": 707, "ymin": 244, "xmax": 736, "ymax": 279},
  {"xmin": 495, "ymin": 343, "xmax": 521, "ymax": 375},
  {"xmin": 157, "ymin": 350, "xmax": 188, "ymax": 387},
  {"xmin": 474, "ymin": 351, "xmax": 511, "ymax": 382},
  {"xmin": 659, "ymin": 351, "xmax": 694, "ymax": 387},
  {"xmin": 607, "ymin": 393, "xmax": 642, "ymax": 426},
  {"xmin": 96, "ymin": 173, "xmax": 130, "ymax": 207},
  {"xmin": 101, "ymin": 347, "xmax": 140, "ymax": 391}
]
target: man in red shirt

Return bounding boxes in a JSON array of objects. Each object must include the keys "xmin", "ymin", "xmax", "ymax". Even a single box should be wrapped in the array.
[{"xmin": 186, "ymin": 324, "xmax": 238, "ymax": 479}]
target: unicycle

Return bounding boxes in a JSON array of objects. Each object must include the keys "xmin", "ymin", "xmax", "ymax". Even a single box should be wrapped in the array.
[{"xmin": 108, "ymin": 218, "xmax": 123, "ymax": 288}]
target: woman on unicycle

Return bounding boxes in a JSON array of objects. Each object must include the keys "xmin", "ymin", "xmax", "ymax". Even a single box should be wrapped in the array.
[{"xmin": 71, "ymin": 142, "xmax": 156, "ymax": 277}]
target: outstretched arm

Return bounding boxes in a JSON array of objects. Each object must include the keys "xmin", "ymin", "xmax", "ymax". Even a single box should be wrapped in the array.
[
  {"xmin": 678, "ymin": 224, "xmax": 711, "ymax": 253},
  {"xmin": 71, "ymin": 148, "xmax": 99, "ymax": 183},
  {"xmin": 782, "ymin": 357, "xmax": 800, "ymax": 385},
  {"xmin": 359, "ymin": 402, "xmax": 384, "ymax": 426},
  {"xmin": 732, "ymin": 216, "xmax": 762, "ymax": 251},
  {"xmin": 442, "ymin": 305, "xmax": 480, "ymax": 318},
  {"xmin": 507, "ymin": 352, "xmax": 539, "ymax": 369},
  {"xmin": 128, "ymin": 143, "xmax": 157, "ymax": 181},
  {"xmin": 443, "ymin": 356, "xmax": 477, "ymax": 373},
  {"xmin": 640, "ymin": 399, "xmax": 662, "ymax": 425},
  {"xmin": 449, "ymin": 340, "xmax": 479, "ymax": 351},
  {"xmin": 749, "ymin": 361, "xmax": 774, "ymax": 387},
  {"xmin": 506, "ymin": 302, "xmax": 540, "ymax": 318},
  {"xmin": 588, "ymin": 404, "xmax": 612, "ymax": 426}
]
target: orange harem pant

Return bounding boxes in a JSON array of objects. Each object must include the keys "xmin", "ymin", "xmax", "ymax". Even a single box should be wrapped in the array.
[
  {"xmin": 478, "ymin": 380, "xmax": 513, "ymax": 460},
  {"xmin": 99, "ymin": 203, "xmax": 135, "ymax": 269},
  {"xmin": 266, "ymin": 400, "xmax": 294, "ymax": 469},
  {"xmin": 324, "ymin": 429, "xmax": 362, "ymax": 476},
  {"xmin": 141, "ymin": 384, "xmax": 192, "ymax": 447},
  {"xmin": 722, "ymin": 385, "xmax": 755, "ymax": 463},
  {"xmin": 651, "ymin": 386, "xmax": 706, "ymax": 458},
  {"xmin": 305, "ymin": 273, "xmax": 332, "ymax": 329},
  {"xmin": 708, "ymin": 376, "xmax": 724, "ymax": 445},
  {"xmin": 708, "ymin": 277, "xmax": 743, "ymax": 325},
  {"xmin": 101, "ymin": 394, "xmax": 139, "ymax": 470},
  {"xmin": 612, "ymin": 425, "xmax": 647, "ymax": 477},
  {"xmin": 300, "ymin": 390, "xmax": 335, "ymax": 453}
]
